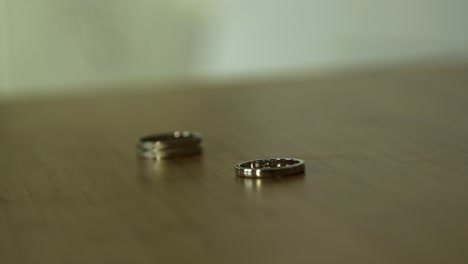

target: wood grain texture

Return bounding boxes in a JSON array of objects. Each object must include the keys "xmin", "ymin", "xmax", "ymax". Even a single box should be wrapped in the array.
[{"xmin": 1, "ymin": 64, "xmax": 468, "ymax": 264}]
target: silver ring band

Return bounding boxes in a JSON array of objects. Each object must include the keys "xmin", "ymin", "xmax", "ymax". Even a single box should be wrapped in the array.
[
  {"xmin": 235, "ymin": 158, "xmax": 305, "ymax": 178},
  {"xmin": 139, "ymin": 146, "xmax": 202, "ymax": 160},
  {"xmin": 138, "ymin": 131, "xmax": 202, "ymax": 150},
  {"xmin": 138, "ymin": 131, "xmax": 202, "ymax": 159}
]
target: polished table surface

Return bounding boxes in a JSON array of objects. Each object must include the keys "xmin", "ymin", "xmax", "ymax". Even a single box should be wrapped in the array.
[{"xmin": 1, "ymin": 64, "xmax": 468, "ymax": 263}]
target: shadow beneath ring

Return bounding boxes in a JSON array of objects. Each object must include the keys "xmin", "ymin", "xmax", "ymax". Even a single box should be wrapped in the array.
[
  {"xmin": 135, "ymin": 155, "xmax": 204, "ymax": 185},
  {"xmin": 237, "ymin": 173, "xmax": 306, "ymax": 191}
]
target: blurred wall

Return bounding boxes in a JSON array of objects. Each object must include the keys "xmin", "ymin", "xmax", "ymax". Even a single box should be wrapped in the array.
[
  {"xmin": 1, "ymin": 0, "xmax": 8, "ymax": 96},
  {"xmin": 2, "ymin": 0, "xmax": 468, "ymax": 100},
  {"xmin": 199, "ymin": 0, "xmax": 468, "ymax": 76},
  {"xmin": 1, "ymin": 0, "xmax": 208, "ymax": 99}
]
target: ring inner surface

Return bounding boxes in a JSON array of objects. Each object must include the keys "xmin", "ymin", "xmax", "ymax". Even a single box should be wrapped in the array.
[
  {"xmin": 242, "ymin": 159, "xmax": 300, "ymax": 169},
  {"xmin": 141, "ymin": 131, "xmax": 195, "ymax": 142}
]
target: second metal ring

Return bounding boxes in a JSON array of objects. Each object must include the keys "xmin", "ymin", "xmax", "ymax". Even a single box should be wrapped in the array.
[{"xmin": 235, "ymin": 158, "xmax": 305, "ymax": 178}]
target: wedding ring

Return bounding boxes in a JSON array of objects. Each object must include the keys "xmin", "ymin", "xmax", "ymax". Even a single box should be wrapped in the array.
[
  {"xmin": 139, "ymin": 131, "xmax": 202, "ymax": 150},
  {"xmin": 138, "ymin": 131, "xmax": 202, "ymax": 159},
  {"xmin": 139, "ymin": 146, "xmax": 202, "ymax": 160},
  {"xmin": 235, "ymin": 158, "xmax": 305, "ymax": 178}
]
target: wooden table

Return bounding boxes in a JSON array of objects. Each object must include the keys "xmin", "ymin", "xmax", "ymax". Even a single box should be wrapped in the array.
[{"xmin": 1, "ymin": 64, "xmax": 468, "ymax": 264}]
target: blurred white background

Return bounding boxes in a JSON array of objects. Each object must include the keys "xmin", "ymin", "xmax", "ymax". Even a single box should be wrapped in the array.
[{"xmin": 1, "ymin": 0, "xmax": 468, "ymax": 100}]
